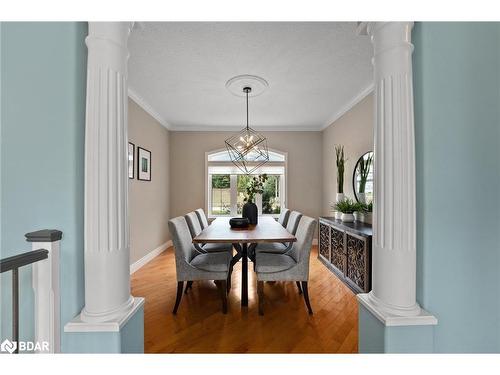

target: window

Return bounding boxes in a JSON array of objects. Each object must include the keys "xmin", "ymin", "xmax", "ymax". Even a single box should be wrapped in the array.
[
  {"xmin": 211, "ymin": 174, "xmax": 231, "ymax": 215},
  {"xmin": 262, "ymin": 175, "xmax": 281, "ymax": 214},
  {"xmin": 206, "ymin": 149, "xmax": 287, "ymax": 217}
]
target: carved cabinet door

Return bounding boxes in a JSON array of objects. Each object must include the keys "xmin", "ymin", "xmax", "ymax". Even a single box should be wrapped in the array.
[
  {"xmin": 330, "ymin": 227, "xmax": 346, "ymax": 276},
  {"xmin": 318, "ymin": 222, "xmax": 330, "ymax": 261},
  {"xmin": 345, "ymin": 233, "xmax": 370, "ymax": 293}
]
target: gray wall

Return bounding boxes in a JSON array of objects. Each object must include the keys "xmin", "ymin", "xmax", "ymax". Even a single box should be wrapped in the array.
[
  {"xmin": 128, "ymin": 98, "xmax": 170, "ymax": 264},
  {"xmin": 413, "ymin": 22, "xmax": 500, "ymax": 352},
  {"xmin": 169, "ymin": 131, "xmax": 322, "ymax": 226},
  {"xmin": 321, "ymin": 94, "xmax": 374, "ymax": 215}
]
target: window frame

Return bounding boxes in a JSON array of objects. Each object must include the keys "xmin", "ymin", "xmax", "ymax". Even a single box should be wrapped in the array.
[{"xmin": 205, "ymin": 148, "xmax": 288, "ymax": 219}]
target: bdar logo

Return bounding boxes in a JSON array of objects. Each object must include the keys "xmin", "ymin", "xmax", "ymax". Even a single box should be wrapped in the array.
[{"xmin": 1, "ymin": 339, "xmax": 17, "ymax": 354}]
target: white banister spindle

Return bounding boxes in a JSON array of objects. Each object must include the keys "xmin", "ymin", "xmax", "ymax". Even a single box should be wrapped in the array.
[
  {"xmin": 80, "ymin": 22, "xmax": 135, "ymax": 323},
  {"xmin": 27, "ymin": 229, "xmax": 62, "ymax": 353}
]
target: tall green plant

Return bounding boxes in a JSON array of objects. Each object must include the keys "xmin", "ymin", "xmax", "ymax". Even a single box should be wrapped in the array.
[
  {"xmin": 357, "ymin": 153, "xmax": 373, "ymax": 193},
  {"xmin": 335, "ymin": 145, "xmax": 346, "ymax": 194},
  {"xmin": 244, "ymin": 174, "xmax": 268, "ymax": 203}
]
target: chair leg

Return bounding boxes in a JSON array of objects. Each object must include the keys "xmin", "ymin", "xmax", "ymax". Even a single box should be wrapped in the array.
[
  {"xmin": 184, "ymin": 281, "xmax": 193, "ymax": 294},
  {"xmin": 257, "ymin": 280, "xmax": 264, "ymax": 316},
  {"xmin": 227, "ymin": 271, "xmax": 232, "ymax": 294},
  {"xmin": 301, "ymin": 281, "xmax": 313, "ymax": 315},
  {"xmin": 172, "ymin": 281, "xmax": 184, "ymax": 314},
  {"xmin": 296, "ymin": 281, "xmax": 303, "ymax": 295},
  {"xmin": 216, "ymin": 280, "xmax": 228, "ymax": 314}
]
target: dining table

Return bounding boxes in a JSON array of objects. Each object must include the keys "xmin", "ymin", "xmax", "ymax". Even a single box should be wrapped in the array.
[{"xmin": 193, "ymin": 216, "xmax": 297, "ymax": 307}]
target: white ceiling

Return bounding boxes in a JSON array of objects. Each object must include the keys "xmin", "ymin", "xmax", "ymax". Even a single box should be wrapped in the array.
[{"xmin": 128, "ymin": 22, "xmax": 373, "ymax": 131}]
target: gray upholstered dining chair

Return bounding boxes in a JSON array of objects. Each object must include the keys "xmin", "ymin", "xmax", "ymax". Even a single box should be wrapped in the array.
[
  {"xmin": 185, "ymin": 211, "xmax": 233, "ymax": 254},
  {"xmin": 277, "ymin": 208, "xmax": 291, "ymax": 228},
  {"xmin": 168, "ymin": 216, "xmax": 232, "ymax": 314},
  {"xmin": 195, "ymin": 208, "xmax": 209, "ymax": 230},
  {"xmin": 255, "ymin": 215, "xmax": 317, "ymax": 315},
  {"xmin": 255, "ymin": 210, "xmax": 303, "ymax": 255},
  {"xmin": 286, "ymin": 210, "xmax": 302, "ymax": 235}
]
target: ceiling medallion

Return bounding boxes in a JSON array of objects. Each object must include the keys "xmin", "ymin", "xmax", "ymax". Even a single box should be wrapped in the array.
[
  {"xmin": 224, "ymin": 86, "xmax": 269, "ymax": 175},
  {"xmin": 225, "ymin": 75, "xmax": 269, "ymax": 97}
]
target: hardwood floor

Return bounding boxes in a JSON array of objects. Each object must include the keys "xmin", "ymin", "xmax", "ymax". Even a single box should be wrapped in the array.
[{"xmin": 131, "ymin": 245, "xmax": 358, "ymax": 353}]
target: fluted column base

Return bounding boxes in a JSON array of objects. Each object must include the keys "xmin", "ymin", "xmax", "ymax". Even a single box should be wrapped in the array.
[{"xmin": 80, "ymin": 295, "xmax": 135, "ymax": 323}]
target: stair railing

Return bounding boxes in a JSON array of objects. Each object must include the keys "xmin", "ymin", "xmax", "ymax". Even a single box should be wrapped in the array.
[{"xmin": 0, "ymin": 249, "xmax": 48, "ymax": 354}]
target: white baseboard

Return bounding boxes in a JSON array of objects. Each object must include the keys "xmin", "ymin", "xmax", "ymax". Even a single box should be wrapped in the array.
[
  {"xmin": 313, "ymin": 239, "xmax": 318, "ymax": 246},
  {"xmin": 130, "ymin": 240, "xmax": 172, "ymax": 274}
]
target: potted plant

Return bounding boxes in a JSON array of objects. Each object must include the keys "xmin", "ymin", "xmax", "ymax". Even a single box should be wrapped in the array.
[
  {"xmin": 334, "ymin": 197, "xmax": 356, "ymax": 223},
  {"xmin": 242, "ymin": 174, "xmax": 268, "ymax": 225},
  {"xmin": 353, "ymin": 202, "xmax": 365, "ymax": 222},
  {"xmin": 335, "ymin": 145, "xmax": 346, "ymax": 219},
  {"xmin": 356, "ymin": 152, "xmax": 373, "ymax": 204},
  {"xmin": 362, "ymin": 201, "xmax": 373, "ymax": 224}
]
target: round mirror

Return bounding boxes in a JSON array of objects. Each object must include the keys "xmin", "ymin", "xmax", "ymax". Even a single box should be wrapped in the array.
[{"xmin": 353, "ymin": 151, "xmax": 374, "ymax": 204}]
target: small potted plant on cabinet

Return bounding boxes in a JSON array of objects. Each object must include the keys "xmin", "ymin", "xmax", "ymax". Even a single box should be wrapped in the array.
[
  {"xmin": 335, "ymin": 145, "xmax": 346, "ymax": 220},
  {"xmin": 362, "ymin": 201, "xmax": 373, "ymax": 224},
  {"xmin": 353, "ymin": 202, "xmax": 364, "ymax": 222},
  {"xmin": 334, "ymin": 197, "xmax": 357, "ymax": 223}
]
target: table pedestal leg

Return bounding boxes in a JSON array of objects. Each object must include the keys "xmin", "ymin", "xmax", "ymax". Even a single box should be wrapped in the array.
[{"xmin": 241, "ymin": 243, "xmax": 248, "ymax": 306}]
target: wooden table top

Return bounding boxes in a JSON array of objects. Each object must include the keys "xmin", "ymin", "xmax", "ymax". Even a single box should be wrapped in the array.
[{"xmin": 193, "ymin": 216, "xmax": 297, "ymax": 244}]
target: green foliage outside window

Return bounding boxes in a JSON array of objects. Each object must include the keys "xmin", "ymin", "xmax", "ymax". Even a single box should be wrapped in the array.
[{"xmin": 212, "ymin": 174, "xmax": 230, "ymax": 189}]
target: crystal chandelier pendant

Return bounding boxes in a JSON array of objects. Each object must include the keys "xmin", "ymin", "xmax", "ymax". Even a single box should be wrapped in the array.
[{"xmin": 225, "ymin": 87, "xmax": 269, "ymax": 174}]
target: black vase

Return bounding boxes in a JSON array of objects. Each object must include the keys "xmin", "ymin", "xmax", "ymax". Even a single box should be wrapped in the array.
[{"xmin": 242, "ymin": 201, "xmax": 258, "ymax": 225}]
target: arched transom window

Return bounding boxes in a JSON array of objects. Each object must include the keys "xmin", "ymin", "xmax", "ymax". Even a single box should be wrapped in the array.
[{"xmin": 205, "ymin": 149, "xmax": 287, "ymax": 218}]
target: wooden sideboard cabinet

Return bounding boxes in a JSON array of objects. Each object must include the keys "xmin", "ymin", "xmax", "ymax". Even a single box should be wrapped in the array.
[{"xmin": 318, "ymin": 217, "xmax": 372, "ymax": 294}]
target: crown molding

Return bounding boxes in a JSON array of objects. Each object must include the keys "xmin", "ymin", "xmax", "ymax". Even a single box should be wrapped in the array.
[
  {"xmin": 128, "ymin": 85, "xmax": 373, "ymax": 133},
  {"xmin": 128, "ymin": 87, "xmax": 173, "ymax": 130},
  {"xmin": 320, "ymin": 83, "xmax": 374, "ymax": 131},
  {"xmin": 167, "ymin": 124, "xmax": 324, "ymax": 132}
]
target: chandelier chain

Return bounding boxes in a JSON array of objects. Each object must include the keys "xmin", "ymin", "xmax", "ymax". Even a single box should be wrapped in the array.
[{"xmin": 245, "ymin": 87, "xmax": 250, "ymax": 130}]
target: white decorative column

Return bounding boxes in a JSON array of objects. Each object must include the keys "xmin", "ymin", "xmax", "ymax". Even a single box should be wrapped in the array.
[
  {"xmin": 64, "ymin": 23, "xmax": 144, "ymax": 341},
  {"xmin": 27, "ymin": 229, "xmax": 62, "ymax": 353},
  {"xmin": 357, "ymin": 22, "xmax": 436, "ymax": 326},
  {"xmin": 80, "ymin": 21, "xmax": 135, "ymax": 323}
]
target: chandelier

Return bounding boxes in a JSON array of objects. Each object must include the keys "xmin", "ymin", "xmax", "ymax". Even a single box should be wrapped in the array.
[{"xmin": 225, "ymin": 86, "xmax": 269, "ymax": 175}]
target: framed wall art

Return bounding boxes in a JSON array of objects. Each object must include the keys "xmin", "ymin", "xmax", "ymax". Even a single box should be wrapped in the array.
[{"xmin": 137, "ymin": 146, "xmax": 151, "ymax": 181}]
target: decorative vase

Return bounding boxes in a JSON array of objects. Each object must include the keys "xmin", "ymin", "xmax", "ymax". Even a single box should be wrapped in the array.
[
  {"xmin": 242, "ymin": 201, "xmax": 258, "ymax": 225},
  {"xmin": 353, "ymin": 211, "xmax": 360, "ymax": 222},
  {"xmin": 341, "ymin": 213, "xmax": 354, "ymax": 223}
]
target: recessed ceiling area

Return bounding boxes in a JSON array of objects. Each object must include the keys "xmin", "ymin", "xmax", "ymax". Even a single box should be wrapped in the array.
[{"xmin": 128, "ymin": 22, "xmax": 373, "ymax": 131}]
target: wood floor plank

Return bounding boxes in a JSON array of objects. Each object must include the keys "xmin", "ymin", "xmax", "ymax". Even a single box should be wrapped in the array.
[{"xmin": 131, "ymin": 245, "xmax": 358, "ymax": 353}]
